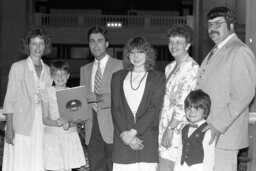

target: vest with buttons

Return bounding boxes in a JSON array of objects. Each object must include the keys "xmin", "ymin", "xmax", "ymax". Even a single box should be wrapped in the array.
[{"xmin": 180, "ymin": 122, "xmax": 207, "ymax": 166}]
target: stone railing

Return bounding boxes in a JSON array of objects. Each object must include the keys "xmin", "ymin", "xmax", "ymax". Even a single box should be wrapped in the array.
[{"xmin": 34, "ymin": 13, "xmax": 193, "ymax": 29}]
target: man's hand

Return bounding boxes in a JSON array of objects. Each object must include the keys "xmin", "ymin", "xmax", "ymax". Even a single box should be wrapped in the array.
[
  {"xmin": 120, "ymin": 129, "xmax": 137, "ymax": 145},
  {"xmin": 86, "ymin": 93, "xmax": 103, "ymax": 103},
  {"xmin": 202, "ymin": 123, "xmax": 221, "ymax": 145},
  {"xmin": 72, "ymin": 118, "xmax": 84, "ymax": 125},
  {"xmin": 129, "ymin": 137, "xmax": 144, "ymax": 151},
  {"xmin": 161, "ymin": 129, "xmax": 174, "ymax": 148},
  {"xmin": 5, "ymin": 126, "xmax": 15, "ymax": 145},
  {"xmin": 63, "ymin": 120, "xmax": 70, "ymax": 130}
]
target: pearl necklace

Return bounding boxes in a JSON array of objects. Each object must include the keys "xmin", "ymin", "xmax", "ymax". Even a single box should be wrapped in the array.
[{"xmin": 130, "ymin": 71, "xmax": 147, "ymax": 91}]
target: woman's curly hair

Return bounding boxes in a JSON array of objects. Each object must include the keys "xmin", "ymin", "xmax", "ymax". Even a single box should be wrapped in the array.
[
  {"xmin": 21, "ymin": 25, "xmax": 52, "ymax": 56},
  {"xmin": 123, "ymin": 37, "xmax": 156, "ymax": 71}
]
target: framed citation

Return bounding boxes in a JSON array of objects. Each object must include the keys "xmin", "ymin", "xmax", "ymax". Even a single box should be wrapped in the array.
[{"xmin": 56, "ymin": 86, "xmax": 90, "ymax": 121}]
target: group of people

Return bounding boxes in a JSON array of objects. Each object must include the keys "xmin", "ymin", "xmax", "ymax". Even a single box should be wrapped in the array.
[{"xmin": 1, "ymin": 6, "xmax": 256, "ymax": 171}]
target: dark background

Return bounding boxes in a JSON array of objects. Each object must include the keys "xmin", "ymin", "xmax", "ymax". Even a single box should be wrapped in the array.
[{"xmin": 36, "ymin": 0, "xmax": 190, "ymax": 15}]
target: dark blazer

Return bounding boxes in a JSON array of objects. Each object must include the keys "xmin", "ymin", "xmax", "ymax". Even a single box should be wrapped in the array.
[
  {"xmin": 111, "ymin": 69, "xmax": 166, "ymax": 164},
  {"xmin": 80, "ymin": 56, "xmax": 122, "ymax": 145}
]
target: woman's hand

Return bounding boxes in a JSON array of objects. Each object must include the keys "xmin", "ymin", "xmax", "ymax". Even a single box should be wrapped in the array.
[
  {"xmin": 5, "ymin": 126, "xmax": 15, "ymax": 145},
  {"xmin": 120, "ymin": 129, "xmax": 137, "ymax": 145},
  {"xmin": 5, "ymin": 114, "xmax": 14, "ymax": 145},
  {"xmin": 129, "ymin": 136, "xmax": 144, "ymax": 151},
  {"xmin": 161, "ymin": 129, "xmax": 174, "ymax": 148}
]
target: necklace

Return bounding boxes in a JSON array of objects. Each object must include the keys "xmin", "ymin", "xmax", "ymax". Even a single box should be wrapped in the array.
[{"xmin": 130, "ymin": 71, "xmax": 147, "ymax": 91}]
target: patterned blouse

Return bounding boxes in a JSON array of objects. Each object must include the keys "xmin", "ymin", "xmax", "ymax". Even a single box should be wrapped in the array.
[{"xmin": 158, "ymin": 55, "xmax": 199, "ymax": 161}]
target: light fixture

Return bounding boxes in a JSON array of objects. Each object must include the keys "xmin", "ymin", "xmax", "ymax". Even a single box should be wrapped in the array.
[{"xmin": 106, "ymin": 22, "xmax": 122, "ymax": 28}]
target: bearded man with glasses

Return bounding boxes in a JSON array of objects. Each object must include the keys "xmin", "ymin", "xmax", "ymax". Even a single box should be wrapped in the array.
[{"xmin": 196, "ymin": 7, "xmax": 256, "ymax": 171}]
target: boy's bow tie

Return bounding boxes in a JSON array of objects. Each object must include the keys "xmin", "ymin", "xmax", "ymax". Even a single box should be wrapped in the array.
[{"xmin": 189, "ymin": 124, "xmax": 198, "ymax": 128}]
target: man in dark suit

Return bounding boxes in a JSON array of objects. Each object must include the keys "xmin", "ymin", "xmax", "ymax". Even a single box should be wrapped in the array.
[{"xmin": 80, "ymin": 26, "xmax": 122, "ymax": 171}]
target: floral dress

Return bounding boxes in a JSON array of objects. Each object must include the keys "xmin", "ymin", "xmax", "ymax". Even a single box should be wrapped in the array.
[{"xmin": 158, "ymin": 55, "xmax": 199, "ymax": 161}]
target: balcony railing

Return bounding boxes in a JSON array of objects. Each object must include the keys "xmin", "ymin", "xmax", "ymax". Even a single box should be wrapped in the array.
[{"xmin": 34, "ymin": 13, "xmax": 193, "ymax": 29}]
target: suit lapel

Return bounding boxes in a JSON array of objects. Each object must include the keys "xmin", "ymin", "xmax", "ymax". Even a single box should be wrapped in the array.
[
  {"xmin": 24, "ymin": 59, "xmax": 36, "ymax": 100},
  {"xmin": 135, "ymin": 71, "xmax": 152, "ymax": 121},
  {"xmin": 215, "ymin": 35, "xmax": 239, "ymax": 59},
  {"xmin": 101, "ymin": 56, "xmax": 113, "ymax": 92},
  {"xmin": 201, "ymin": 36, "xmax": 232, "ymax": 71},
  {"xmin": 87, "ymin": 63, "xmax": 93, "ymax": 93},
  {"xmin": 119, "ymin": 70, "xmax": 135, "ymax": 122},
  {"xmin": 207, "ymin": 34, "xmax": 238, "ymax": 62}
]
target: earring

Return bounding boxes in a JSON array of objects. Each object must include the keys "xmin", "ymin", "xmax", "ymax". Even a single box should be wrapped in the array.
[{"xmin": 186, "ymin": 44, "xmax": 191, "ymax": 51}]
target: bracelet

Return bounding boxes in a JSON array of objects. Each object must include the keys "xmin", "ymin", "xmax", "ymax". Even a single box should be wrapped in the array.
[{"xmin": 167, "ymin": 125, "xmax": 175, "ymax": 131}]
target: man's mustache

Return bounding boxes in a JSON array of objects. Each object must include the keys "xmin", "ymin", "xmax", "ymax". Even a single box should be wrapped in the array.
[{"xmin": 210, "ymin": 31, "xmax": 219, "ymax": 35}]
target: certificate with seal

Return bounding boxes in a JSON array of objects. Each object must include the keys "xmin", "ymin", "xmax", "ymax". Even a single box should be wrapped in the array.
[{"xmin": 56, "ymin": 86, "xmax": 90, "ymax": 121}]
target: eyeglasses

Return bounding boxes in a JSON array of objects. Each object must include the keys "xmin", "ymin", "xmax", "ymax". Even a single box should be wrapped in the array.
[
  {"xmin": 169, "ymin": 40, "xmax": 186, "ymax": 46},
  {"xmin": 130, "ymin": 50, "xmax": 145, "ymax": 55},
  {"xmin": 208, "ymin": 21, "xmax": 226, "ymax": 29}
]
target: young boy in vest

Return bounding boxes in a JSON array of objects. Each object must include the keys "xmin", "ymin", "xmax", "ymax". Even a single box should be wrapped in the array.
[{"xmin": 174, "ymin": 89, "xmax": 215, "ymax": 171}]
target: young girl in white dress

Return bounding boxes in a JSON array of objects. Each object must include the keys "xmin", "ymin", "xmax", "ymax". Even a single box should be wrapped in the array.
[{"xmin": 41, "ymin": 61, "xmax": 86, "ymax": 171}]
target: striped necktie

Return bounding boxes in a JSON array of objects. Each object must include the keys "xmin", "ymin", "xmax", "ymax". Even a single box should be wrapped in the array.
[
  {"xmin": 206, "ymin": 45, "xmax": 218, "ymax": 64},
  {"xmin": 93, "ymin": 61, "xmax": 102, "ymax": 112}
]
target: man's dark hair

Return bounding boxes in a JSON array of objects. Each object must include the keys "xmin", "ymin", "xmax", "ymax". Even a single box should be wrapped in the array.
[
  {"xmin": 87, "ymin": 26, "xmax": 109, "ymax": 42},
  {"xmin": 207, "ymin": 7, "xmax": 236, "ymax": 30}
]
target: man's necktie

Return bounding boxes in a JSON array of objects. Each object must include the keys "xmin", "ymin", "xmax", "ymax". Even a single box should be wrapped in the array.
[
  {"xmin": 93, "ymin": 61, "xmax": 102, "ymax": 112},
  {"xmin": 206, "ymin": 45, "xmax": 218, "ymax": 64}
]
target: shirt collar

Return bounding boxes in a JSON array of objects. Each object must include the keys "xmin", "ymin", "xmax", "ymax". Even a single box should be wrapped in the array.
[
  {"xmin": 190, "ymin": 119, "xmax": 206, "ymax": 127},
  {"xmin": 27, "ymin": 56, "xmax": 44, "ymax": 73},
  {"xmin": 94, "ymin": 54, "xmax": 109, "ymax": 67},
  {"xmin": 216, "ymin": 33, "xmax": 236, "ymax": 50}
]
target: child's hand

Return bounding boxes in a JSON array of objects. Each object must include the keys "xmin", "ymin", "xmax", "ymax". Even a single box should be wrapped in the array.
[
  {"xmin": 129, "ymin": 136, "xmax": 144, "ymax": 151},
  {"xmin": 86, "ymin": 93, "xmax": 103, "ymax": 103},
  {"xmin": 56, "ymin": 118, "xmax": 65, "ymax": 127},
  {"xmin": 63, "ymin": 120, "xmax": 70, "ymax": 130}
]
